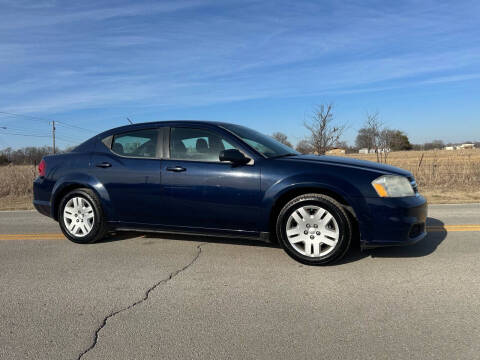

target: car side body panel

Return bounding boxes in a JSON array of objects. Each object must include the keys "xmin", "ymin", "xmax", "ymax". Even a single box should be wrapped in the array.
[
  {"xmin": 51, "ymin": 173, "xmax": 113, "ymax": 220},
  {"xmin": 90, "ymin": 150, "xmax": 162, "ymax": 224},
  {"xmin": 160, "ymin": 158, "xmax": 261, "ymax": 231}
]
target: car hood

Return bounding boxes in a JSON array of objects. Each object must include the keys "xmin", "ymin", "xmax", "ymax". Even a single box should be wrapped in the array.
[{"xmin": 281, "ymin": 155, "xmax": 413, "ymax": 178}]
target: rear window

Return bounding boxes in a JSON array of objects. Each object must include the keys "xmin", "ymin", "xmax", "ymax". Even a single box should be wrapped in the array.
[{"xmin": 111, "ymin": 129, "xmax": 159, "ymax": 158}]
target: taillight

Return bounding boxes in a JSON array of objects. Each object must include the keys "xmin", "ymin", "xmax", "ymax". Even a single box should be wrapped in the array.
[{"xmin": 38, "ymin": 159, "xmax": 46, "ymax": 177}]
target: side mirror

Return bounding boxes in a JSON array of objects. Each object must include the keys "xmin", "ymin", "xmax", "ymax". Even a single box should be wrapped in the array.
[{"xmin": 219, "ymin": 149, "xmax": 250, "ymax": 165}]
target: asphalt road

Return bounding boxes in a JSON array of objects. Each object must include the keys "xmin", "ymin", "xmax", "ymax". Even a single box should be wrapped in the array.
[{"xmin": 0, "ymin": 204, "xmax": 479, "ymax": 360}]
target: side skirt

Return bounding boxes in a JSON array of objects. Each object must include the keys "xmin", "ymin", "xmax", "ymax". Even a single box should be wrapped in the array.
[{"xmin": 109, "ymin": 224, "xmax": 272, "ymax": 243}]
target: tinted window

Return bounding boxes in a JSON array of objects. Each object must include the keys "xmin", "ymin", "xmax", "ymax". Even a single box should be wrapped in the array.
[
  {"xmin": 222, "ymin": 124, "xmax": 299, "ymax": 158},
  {"xmin": 170, "ymin": 127, "xmax": 238, "ymax": 162},
  {"xmin": 111, "ymin": 129, "xmax": 159, "ymax": 158}
]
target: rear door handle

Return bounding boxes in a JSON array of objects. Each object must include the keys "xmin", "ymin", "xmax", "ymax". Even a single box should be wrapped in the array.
[
  {"xmin": 96, "ymin": 162, "xmax": 112, "ymax": 168},
  {"xmin": 166, "ymin": 166, "xmax": 186, "ymax": 172}
]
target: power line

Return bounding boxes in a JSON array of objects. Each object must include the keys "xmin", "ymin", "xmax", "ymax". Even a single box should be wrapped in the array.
[
  {"xmin": 55, "ymin": 136, "xmax": 80, "ymax": 143},
  {"xmin": 0, "ymin": 125, "xmax": 51, "ymax": 133},
  {"xmin": 0, "ymin": 127, "xmax": 85, "ymax": 144},
  {"xmin": 0, "ymin": 111, "xmax": 96, "ymax": 133},
  {"xmin": 0, "ymin": 111, "xmax": 92, "ymax": 152},
  {"xmin": 0, "ymin": 131, "xmax": 81, "ymax": 142},
  {"xmin": 54, "ymin": 121, "xmax": 96, "ymax": 134},
  {"xmin": 0, "ymin": 111, "xmax": 49, "ymax": 122},
  {"xmin": 0, "ymin": 133, "xmax": 81, "ymax": 151},
  {"xmin": 54, "ymin": 134, "xmax": 84, "ymax": 142},
  {"xmin": 0, "ymin": 126, "xmax": 83, "ymax": 141},
  {"xmin": 0, "ymin": 132, "xmax": 51, "ymax": 138}
]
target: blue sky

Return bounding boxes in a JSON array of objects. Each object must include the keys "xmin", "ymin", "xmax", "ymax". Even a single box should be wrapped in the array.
[{"xmin": 0, "ymin": 0, "xmax": 479, "ymax": 149}]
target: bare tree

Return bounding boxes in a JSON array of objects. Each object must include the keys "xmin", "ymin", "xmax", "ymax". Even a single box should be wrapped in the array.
[
  {"xmin": 0, "ymin": 145, "xmax": 64, "ymax": 165},
  {"xmin": 364, "ymin": 111, "xmax": 381, "ymax": 162},
  {"xmin": 356, "ymin": 112, "xmax": 412, "ymax": 162},
  {"xmin": 357, "ymin": 112, "xmax": 398, "ymax": 163},
  {"xmin": 355, "ymin": 128, "xmax": 375, "ymax": 150},
  {"xmin": 303, "ymin": 104, "xmax": 346, "ymax": 155},
  {"xmin": 378, "ymin": 128, "xmax": 394, "ymax": 163},
  {"xmin": 272, "ymin": 132, "xmax": 293, "ymax": 148},
  {"xmin": 295, "ymin": 139, "xmax": 314, "ymax": 154},
  {"xmin": 334, "ymin": 140, "xmax": 348, "ymax": 149}
]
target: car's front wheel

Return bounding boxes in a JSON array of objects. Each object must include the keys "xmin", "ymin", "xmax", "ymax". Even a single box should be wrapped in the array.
[
  {"xmin": 58, "ymin": 188, "xmax": 108, "ymax": 244},
  {"xmin": 276, "ymin": 193, "xmax": 352, "ymax": 265}
]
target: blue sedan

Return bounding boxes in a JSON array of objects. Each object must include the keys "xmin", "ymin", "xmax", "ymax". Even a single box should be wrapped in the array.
[{"xmin": 33, "ymin": 121, "xmax": 427, "ymax": 265}]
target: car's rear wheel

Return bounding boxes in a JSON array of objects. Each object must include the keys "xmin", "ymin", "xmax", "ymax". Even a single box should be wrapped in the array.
[
  {"xmin": 276, "ymin": 193, "xmax": 352, "ymax": 265},
  {"xmin": 58, "ymin": 188, "xmax": 108, "ymax": 244}
]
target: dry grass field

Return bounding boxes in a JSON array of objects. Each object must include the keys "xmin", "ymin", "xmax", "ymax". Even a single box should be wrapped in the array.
[
  {"xmin": 0, "ymin": 149, "xmax": 479, "ymax": 210},
  {"xmin": 343, "ymin": 148, "xmax": 480, "ymax": 203},
  {"xmin": 0, "ymin": 165, "xmax": 37, "ymax": 210}
]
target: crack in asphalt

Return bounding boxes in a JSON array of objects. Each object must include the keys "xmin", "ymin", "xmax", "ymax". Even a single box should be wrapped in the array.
[{"xmin": 76, "ymin": 243, "xmax": 205, "ymax": 360}]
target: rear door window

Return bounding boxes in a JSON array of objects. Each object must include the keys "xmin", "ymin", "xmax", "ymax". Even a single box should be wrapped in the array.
[{"xmin": 111, "ymin": 129, "xmax": 161, "ymax": 158}]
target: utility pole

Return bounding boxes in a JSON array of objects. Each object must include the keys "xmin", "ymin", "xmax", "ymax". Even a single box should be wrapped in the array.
[{"xmin": 51, "ymin": 121, "xmax": 56, "ymax": 154}]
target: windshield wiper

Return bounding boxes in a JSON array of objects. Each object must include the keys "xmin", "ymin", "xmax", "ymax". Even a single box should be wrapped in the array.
[{"xmin": 269, "ymin": 153, "xmax": 298, "ymax": 159}]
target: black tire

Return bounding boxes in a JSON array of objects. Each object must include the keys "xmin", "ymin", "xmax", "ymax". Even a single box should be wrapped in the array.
[
  {"xmin": 276, "ymin": 193, "xmax": 352, "ymax": 265},
  {"xmin": 58, "ymin": 188, "xmax": 108, "ymax": 244}
]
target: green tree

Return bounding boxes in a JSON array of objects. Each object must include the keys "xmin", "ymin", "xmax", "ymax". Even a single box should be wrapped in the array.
[{"xmin": 388, "ymin": 130, "xmax": 412, "ymax": 151}]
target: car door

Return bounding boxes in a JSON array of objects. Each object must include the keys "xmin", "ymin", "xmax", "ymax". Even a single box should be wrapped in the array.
[
  {"xmin": 160, "ymin": 126, "xmax": 261, "ymax": 232},
  {"xmin": 92, "ymin": 127, "xmax": 165, "ymax": 225}
]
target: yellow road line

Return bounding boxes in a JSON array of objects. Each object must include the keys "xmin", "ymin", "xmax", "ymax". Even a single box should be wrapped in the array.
[
  {"xmin": 0, "ymin": 225, "xmax": 479, "ymax": 240},
  {"xmin": 0, "ymin": 233, "xmax": 65, "ymax": 240},
  {"xmin": 428, "ymin": 225, "xmax": 480, "ymax": 232}
]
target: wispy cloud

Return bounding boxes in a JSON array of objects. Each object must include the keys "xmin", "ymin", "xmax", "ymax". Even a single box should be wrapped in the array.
[
  {"xmin": 0, "ymin": 0, "xmax": 209, "ymax": 29},
  {"xmin": 1, "ymin": 0, "xmax": 479, "ymax": 117}
]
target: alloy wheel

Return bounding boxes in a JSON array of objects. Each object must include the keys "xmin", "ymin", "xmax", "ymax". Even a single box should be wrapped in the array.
[
  {"xmin": 63, "ymin": 197, "xmax": 95, "ymax": 237},
  {"xmin": 285, "ymin": 205, "xmax": 340, "ymax": 257}
]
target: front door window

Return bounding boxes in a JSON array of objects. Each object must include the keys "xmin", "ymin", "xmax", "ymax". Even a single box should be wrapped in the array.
[{"xmin": 169, "ymin": 127, "xmax": 237, "ymax": 162}]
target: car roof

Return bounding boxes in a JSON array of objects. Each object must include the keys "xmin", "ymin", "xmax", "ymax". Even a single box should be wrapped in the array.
[
  {"xmin": 74, "ymin": 120, "xmax": 250, "ymax": 153},
  {"xmin": 96, "ymin": 120, "xmax": 234, "ymax": 138}
]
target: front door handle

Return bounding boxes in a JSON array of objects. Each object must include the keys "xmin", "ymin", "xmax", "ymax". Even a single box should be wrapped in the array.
[
  {"xmin": 96, "ymin": 162, "xmax": 112, "ymax": 168},
  {"xmin": 166, "ymin": 166, "xmax": 186, "ymax": 172}
]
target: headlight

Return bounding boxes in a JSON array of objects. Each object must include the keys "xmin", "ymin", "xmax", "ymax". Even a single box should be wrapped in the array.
[{"xmin": 371, "ymin": 175, "xmax": 415, "ymax": 198}]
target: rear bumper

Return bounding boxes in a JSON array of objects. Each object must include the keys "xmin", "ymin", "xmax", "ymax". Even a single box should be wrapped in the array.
[
  {"xmin": 33, "ymin": 199, "xmax": 52, "ymax": 218},
  {"xmin": 33, "ymin": 177, "xmax": 53, "ymax": 218},
  {"xmin": 360, "ymin": 195, "xmax": 428, "ymax": 249}
]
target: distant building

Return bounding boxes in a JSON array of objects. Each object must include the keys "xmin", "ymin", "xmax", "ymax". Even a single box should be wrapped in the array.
[
  {"xmin": 326, "ymin": 148, "xmax": 346, "ymax": 155},
  {"xmin": 444, "ymin": 144, "xmax": 475, "ymax": 150},
  {"xmin": 358, "ymin": 148, "xmax": 390, "ymax": 154}
]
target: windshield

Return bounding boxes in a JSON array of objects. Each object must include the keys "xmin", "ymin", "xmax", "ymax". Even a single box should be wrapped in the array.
[{"xmin": 222, "ymin": 124, "xmax": 299, "ymax": 158}]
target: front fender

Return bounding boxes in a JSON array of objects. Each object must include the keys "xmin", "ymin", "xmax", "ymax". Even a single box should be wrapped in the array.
[
  {"xmin": 263, "ymin": 172, "xmax": 363, "ymax": 206},
  {"xmin": 50, "ymin": 173, "xmax": 114, "ymax": 221},
  {"xmin": 260, "ymin": 172, "xmax": 373, "ymax": 239}
]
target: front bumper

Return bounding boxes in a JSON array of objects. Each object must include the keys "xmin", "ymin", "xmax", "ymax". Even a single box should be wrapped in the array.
[{"xmin": 360, "ymin": 195, "xmax": 428, "ymax": 249}]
